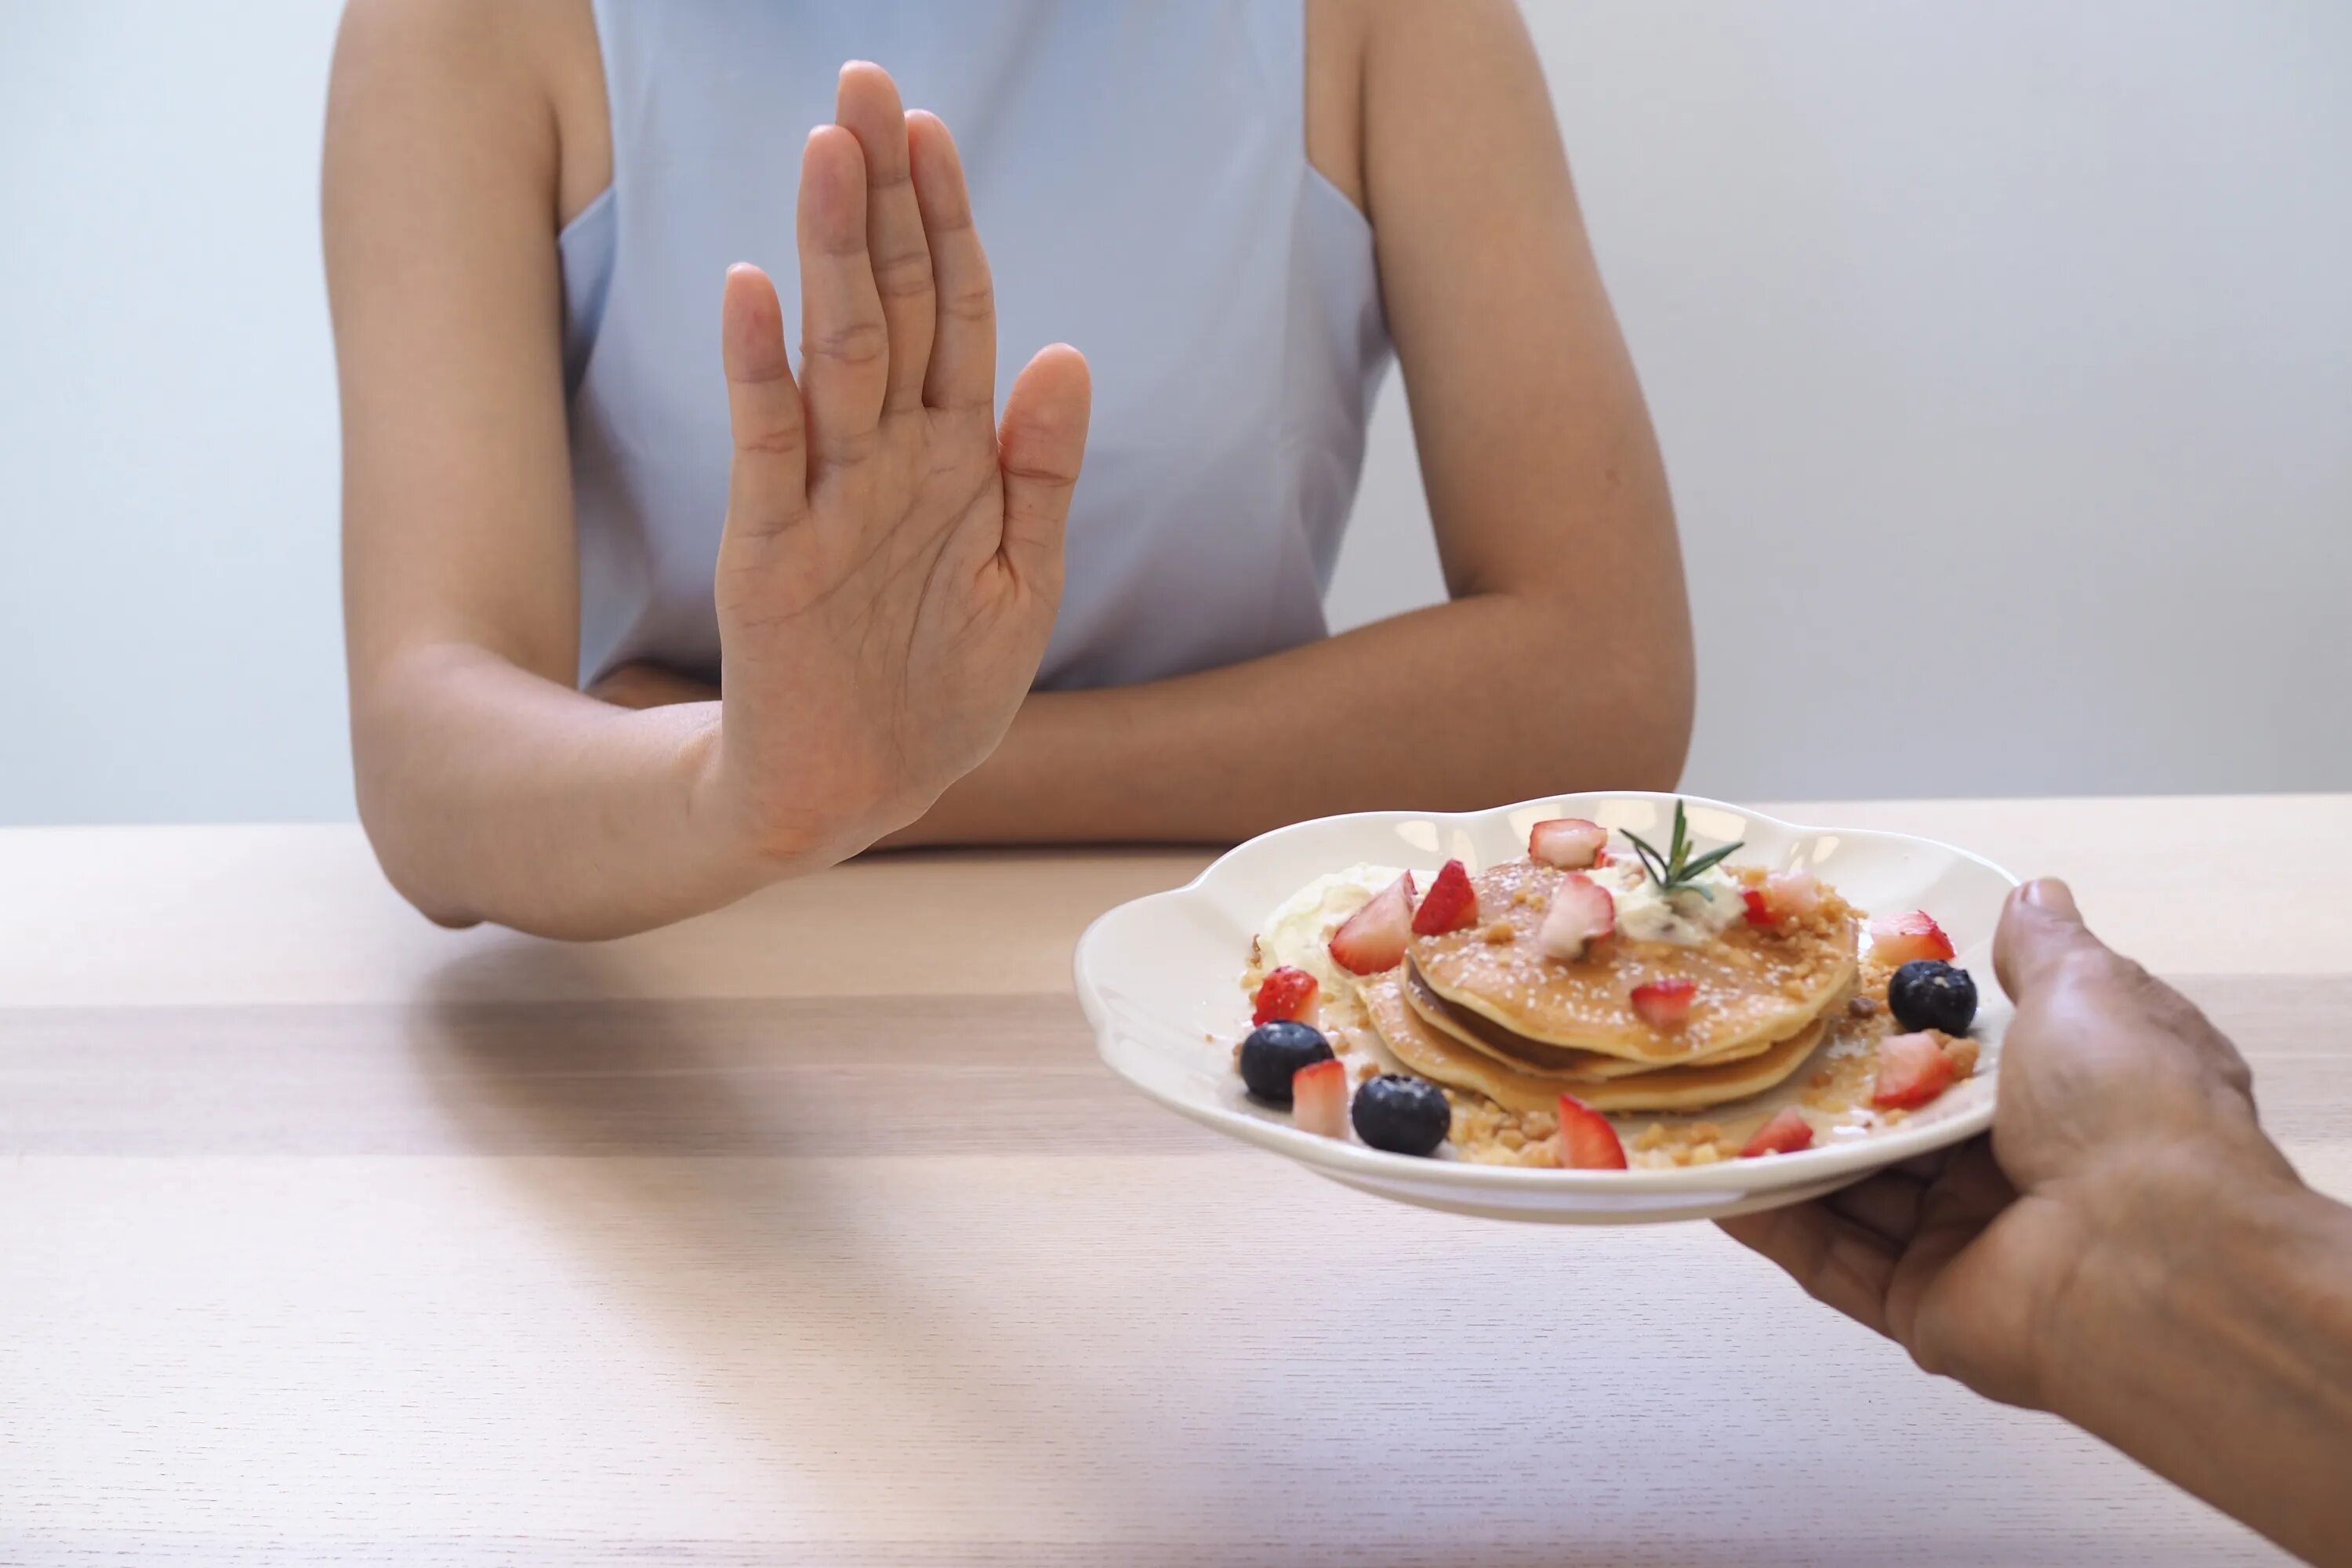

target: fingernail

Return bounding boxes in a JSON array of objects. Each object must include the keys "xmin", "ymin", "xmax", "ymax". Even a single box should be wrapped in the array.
[{"xmin": 2023, "ymin": 877, "xmax": 2080, "ymax": 919}]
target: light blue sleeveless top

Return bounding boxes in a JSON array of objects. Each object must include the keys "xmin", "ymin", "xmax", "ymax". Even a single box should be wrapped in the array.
[{"xmin": 560, "ymin": 0, "xmax": 1392, "ymax": 689}]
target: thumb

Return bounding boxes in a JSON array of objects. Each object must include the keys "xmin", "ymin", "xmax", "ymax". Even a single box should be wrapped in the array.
[
  {"xmin": 1992, "ymin": 877, "xmax": 2102, "ymax": 1004},
  {"xmin": 996, "ymin": 343, "xmax": 1091, "ymax": 587}
]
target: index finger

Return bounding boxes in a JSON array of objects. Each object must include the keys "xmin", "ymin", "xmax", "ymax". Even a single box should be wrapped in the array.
[{"xmin": 1718, "ymin": 1201, "xmax": 1898, "ymax": 1341}]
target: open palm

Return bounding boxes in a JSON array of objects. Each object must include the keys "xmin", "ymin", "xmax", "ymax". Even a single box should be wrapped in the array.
[{"xmin": 709, "ymin": 64, "xmax": 1091, "ymax": 862}]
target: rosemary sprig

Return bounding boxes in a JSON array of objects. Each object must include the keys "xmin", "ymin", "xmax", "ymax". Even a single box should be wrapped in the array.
[{"xmin": 1621, "ymin": 800, "xmax": 1744, "ymax": 902}]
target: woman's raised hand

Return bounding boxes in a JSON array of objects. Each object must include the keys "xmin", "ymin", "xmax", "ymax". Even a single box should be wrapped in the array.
[{"xmin": 704, "ymin": 63, "xmax": 1091, "ymax": 863}]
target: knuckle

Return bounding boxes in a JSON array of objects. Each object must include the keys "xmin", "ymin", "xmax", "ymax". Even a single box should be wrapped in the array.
[
  {"xmin": 871, "ymin": 246, "xmax": 935, "ymax": 303},
  {"xmin": 2053, "ymin": 944, "xmax": 2127, "ymax": 992},
  {"xmin": 941, "ymin": 281, "xmax": 994, "ymax": 325},
  {"xmin": 808, "ymin": 318, "xmax": 888, "ymax": 369},
  {"xmin": 2216, "ymin": 1053, "xmax": 2257, "ymax": 1096},
  {"xmin": 734, "ymin": 424, "xmax": 804, "ymax": 458},
  {"xmin": 1000, "ymin": 459, "xmax": 1076, "ymax": 491},
  {"xmin": 809, "ymin": 419, "xmax": 880, "ymax": 465}
]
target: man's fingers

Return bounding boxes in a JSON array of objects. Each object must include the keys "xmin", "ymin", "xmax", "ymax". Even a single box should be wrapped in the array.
[
  {"xmin": 1718, "ymin": 1201, "xmax": 1897, "ymax": 1341},
  {"xmin": 996, "ymin": 343, "xmax": 1091, "ymax": 586},
  {"xmin": 1993, "ymin": 877, "xmax": 2104, "ymax": 1006},
  {"xmin": 1827, "ymin": 1170, "xmax": 1927, "ymax": 1245},
  {"xmin": 1882, "ymin": 1141, "xmax": 2013, "ymax": 1354},
  {"xmin": 907, "ymin": 110, "xmax": 996, "ymax": 412},
  {"xmin": 718, "ymin": 263, "xmax": 807, "ymax": 538},
  {"xmin": 796, "ymin": 124, "xmax": 888, "ymax": 471},
  {"xmin": 835, "ymin": 63, "xmax": 934, "ymax": 416}
]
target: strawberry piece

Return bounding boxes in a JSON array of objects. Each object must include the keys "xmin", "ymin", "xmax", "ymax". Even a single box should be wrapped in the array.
[
  {"xmin": 1592, "ymin": 848, "xmax": 1615, "ymax": 868},
  {"xmin": 1536, "ymin": 873, "xmax": 1616, "ymax": 962},
  {"xmin": 1250, "ymin": 966, "xmax": 1320, "ymax": 1026},
  {"xmin": 1871, "ymin": 1030, "xmax": 1957, "ymax": 1109},
  {"xmin": 1410, "ymin": 858, "xmax": 1480, "ymax": 936},
  {"xmin": 1740, "ymin": 1106, "xmax": 1816, "ymax": 1158},
  {"xmin": 1529, "ymin": 818, "xmax": 1607, "ymax": 870},
  {"xmin": 1328, "ymin": 873, "xmax": 1417, "ymax": 975},
  {"xmin": 1555, "ymin": 1093, "xmax": 1628, "ymax": 1169},
  {"xmin": 1292, "ymin": 1058, "xmax": 1350, "ymax": 1138},
  {"xmin": 1631, "ymin": 977, "xmax": 1697, "ymax": 1030},
  {"xmin": 1870, "ymin": 910, "xmax": 1956, "ymax": 967},
  {"xmin": 1764, "ymin": 870, "xmax": 1821, "ymax": 920},
  {"xmin": 1748, "ymin": 871, "xmax": 1822, "ymax": 927}
]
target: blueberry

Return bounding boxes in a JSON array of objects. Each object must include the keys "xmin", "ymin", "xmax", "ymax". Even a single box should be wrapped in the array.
[
  {"xmin": 1239, "ymin": 1021, "xmax": 1334, "ymax": 1102},
  {"xmin": 1888, "ymin": 960, "xmax": 1978, "ymax": 1035},
  {"xmin": 1350, "ymin": 1073, "xmax": 1451, "ymax": 1157}
]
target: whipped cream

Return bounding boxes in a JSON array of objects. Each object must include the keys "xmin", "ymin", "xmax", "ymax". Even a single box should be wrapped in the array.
[
  {"xmin": 1254, "ymin": 863, "xmax": 1410, "ymax": 993},
  {"xmin": 1591, "ymin": 856, "xmax": 1747, "ymax": 945}
]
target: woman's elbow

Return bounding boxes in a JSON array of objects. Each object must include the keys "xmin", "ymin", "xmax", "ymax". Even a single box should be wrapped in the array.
[
  {"xmin": 354, "ymin": 779, "xmax": 485, "ymax": 928},
  {"xmin": 1559, "ymin": 616, "xmax": 1694, "ymax": 794},
  {"xmin": 349, "ymin": 714, "xmax": 489, "ymax": 928}
]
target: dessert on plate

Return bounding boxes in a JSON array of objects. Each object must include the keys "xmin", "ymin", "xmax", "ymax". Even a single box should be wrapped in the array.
[{"xmin": 1235, "ymin": 802, "xmax": 1982, "ymax": 1170}]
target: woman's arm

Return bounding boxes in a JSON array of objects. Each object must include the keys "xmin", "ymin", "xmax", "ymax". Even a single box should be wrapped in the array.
[
  {"xmin": 327, "ymin": 6, "xmax": 1087, "ymax": 936},
  {"xmin": 326, "ymin": 0, "xmax": 746, "ymax": 937},
  {"xmin": 885, "ymin": 0, "xmax": 1692, "ymax": 845}
]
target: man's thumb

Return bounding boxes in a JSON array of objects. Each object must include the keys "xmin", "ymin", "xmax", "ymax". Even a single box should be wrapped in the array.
[{"xmin": 1992, "ymin": 877, "xmax": 2098, "ymax": 1002}]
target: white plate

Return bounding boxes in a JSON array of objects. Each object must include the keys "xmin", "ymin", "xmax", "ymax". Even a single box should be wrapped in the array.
[{"xmin": 1074, "ymin": 793, "xmax": 2019, "ymax": 1225}]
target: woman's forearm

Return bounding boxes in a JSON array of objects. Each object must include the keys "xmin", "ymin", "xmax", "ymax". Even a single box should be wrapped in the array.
[
  {"xmin": 892, "ymin": 589, "xmax": 1693, "ymax": 847},
  {"xmin": 354, "ymin": 643, "xmax": 779, "ymax": 939},
  {"xmin": 2051, "ymin": 1166, "xmax": 2352, "ymax": 1566}
]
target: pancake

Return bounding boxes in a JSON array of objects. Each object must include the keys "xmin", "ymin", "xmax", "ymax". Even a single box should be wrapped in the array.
[
  {"xmin": 1362, "ymin": 967, "xmax": 1832, "ymax": 1115},
  {"xmin": 1401, "ymin": 958, "xmax": 1777, "ymax": 1080},
  {"xmin": 1410, "ymin": 859, "xmax": 1857, "ymax": 1064}
]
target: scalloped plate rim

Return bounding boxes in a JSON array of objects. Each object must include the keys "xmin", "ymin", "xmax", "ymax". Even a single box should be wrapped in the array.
[{"xmin": 1073, "ymin": 791, "xmax": 2020, "ymax": 1206}]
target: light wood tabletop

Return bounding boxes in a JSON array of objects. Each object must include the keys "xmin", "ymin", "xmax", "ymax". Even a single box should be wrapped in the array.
[{"xmin": 4, "ymin": 796, "xmax": 2347, "ymax": 1566}]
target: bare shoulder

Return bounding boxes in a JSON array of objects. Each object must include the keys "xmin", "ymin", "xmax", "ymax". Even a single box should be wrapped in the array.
[
  {"xmin": 325, "ymin": 0, "xmax": 607, "ymax": 231},
  {"xmin": 1327, "ymin": 0, "xmax": 1557, "ymax": 222},
  {"xmin": 1303, "ymin": 0, "xmax": 1369, "ymax": 212},
  {"xmin": 1356, "ymin": 0, "xmax": 1541, "ymax": 75}
]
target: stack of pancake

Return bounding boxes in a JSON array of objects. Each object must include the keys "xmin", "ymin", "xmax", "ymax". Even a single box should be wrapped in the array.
[{"xmin": 1359, "ymin": 859, "xmax": 1859, "ymax": 1113}]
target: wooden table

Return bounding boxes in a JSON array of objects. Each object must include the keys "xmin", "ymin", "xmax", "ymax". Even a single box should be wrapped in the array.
[{"xmin": 4, "ymin": 797, "xmax": 2347, "ymax": 1565}]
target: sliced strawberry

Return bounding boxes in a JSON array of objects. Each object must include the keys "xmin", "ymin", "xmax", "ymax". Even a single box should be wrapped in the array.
[
  {"xmin": 1529, "ymin": 818, "xmax": 1607, "ymax": 870},
  {"xmin": 1631, "ymin": 977, "xmax": 1697, "ymax": 1030},
  {"xmin": 1328, "ymin": 873, "xmax": 1417, "ymax": 975},
  {"xmin": 1536, "ymin": 873, "xmax": 1616, "ymax": 962},
  {"xmin": 1740, "ymin": 1106, "xmax": 1816, "ymax": 1158},
  {"xmin": 1555, "ymin": 1093, "xmax": 1628, "ymax": 1169},
  {"xmin": 1764, "ymin": 870, "xmax": 1821, "ymax": 920},
  {"xmin": 1870, "ymin": 910, "xmax": 1956, "ymax": 966},
  {"xmin": 1871, "ymin": 1030, "xmax": 1957, "ymax": 1109},
  {"xmin": 1592, "ymin": 848, "xmax": 1615, "ymax": 869},
  {"xmin": 1748, "ymin": 871, "xmax": 1821, "ymax": 927},
  {"xmin": 1250, "ymin": 966, "xmax": 1320, "ymax": 1026},
  {"xmin": 1292, "ymin": 1058, "xmax": 1350, "ymax": 1138},
  {"xmin": 1410, "ymin": 858, "xmax": 1479, "ymax": 936}
]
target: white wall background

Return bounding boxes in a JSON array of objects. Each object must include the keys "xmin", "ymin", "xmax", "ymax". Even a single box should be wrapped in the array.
[{"xmin": 3, "ymin": 0, "xmax": 2347, "ymax": 825}]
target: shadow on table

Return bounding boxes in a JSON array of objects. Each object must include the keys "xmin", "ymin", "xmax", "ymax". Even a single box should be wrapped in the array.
[
  {"xmin": 407, "ymin": 938, "xmax": 1130, "ymax": 1529},
  {"xmin": 405, "ymin": 938, "xmax": 1879, "ymax": 1568}
]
